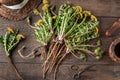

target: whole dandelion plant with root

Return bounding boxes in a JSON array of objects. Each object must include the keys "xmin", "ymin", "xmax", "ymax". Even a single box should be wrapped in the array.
[
  {"xmin": 28, "ymin": 0, "xmax": 104, "ymax": 80},
  {"xmin": 0, "ymin": 27, "xmax": 25, "ymax": 80}
]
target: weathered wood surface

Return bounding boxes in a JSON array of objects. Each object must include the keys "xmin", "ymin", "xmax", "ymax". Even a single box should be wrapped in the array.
[{"xmin": 0, "ymin": 0, "xmax": 120, "ymax": 80}]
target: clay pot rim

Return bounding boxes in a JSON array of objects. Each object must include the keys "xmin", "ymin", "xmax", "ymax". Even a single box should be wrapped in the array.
[{"xmin": 109, "ymin": 38, "xmax": 120, "ymax": 63}]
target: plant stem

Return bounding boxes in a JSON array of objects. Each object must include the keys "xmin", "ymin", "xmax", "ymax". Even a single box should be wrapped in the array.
[
  {"xmin": 8, "ymin": 55, "xmax": 23, "ymax": 80},
  {"xmin": 53, "ymin": 51, "xmax": 69, "ymax": 80},
  {"xmin": 75, "ymin": 48, "xmax": 95, "ymax": 57},
  {"xmin": 48, "ymin": 43, "xmax": 61, "ymax": 73},
  {"xmin": 47, "ymin": 42, "xmax": 55, "ymax": 58},
  {"xmin": 43, "ymin": 43, "xmax": 60, "ymax": 75},
  {"xmin": 48, "ymin": 44, "xmax": 65, "ymax": 73},
  {"xmin": 42, "ymin": 42, "xmax": 58, "ymax": 78},
  {"xmin": 45, "ymin": 42, "xmax": 59, "ymax": 64},
  {"xmin": 71, "ymin": 52, "xmax": 81, "ymax": 60},
  {"xmin": 64, "ymin": 16, "xmax": 79, "ymax": 38}
]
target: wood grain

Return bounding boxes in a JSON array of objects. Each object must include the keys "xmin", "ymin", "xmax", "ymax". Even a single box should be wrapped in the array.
[{"xmin": 0, "ymin": 0, "xmax": 120, "ymax": 80}]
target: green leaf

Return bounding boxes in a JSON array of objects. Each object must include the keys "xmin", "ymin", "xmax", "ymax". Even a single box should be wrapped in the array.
[
  {"xmin": 8, "ymin": 41, "xmax": 19, "ymax": 53},
  {"xmin": 27, "ymin": 16, "xmax": 31, "ymax": 25},
  {"xmin": 96, "ymin": 55, "xmax": 102, "ymax": 60},
  {"xmin": 94, "ymin": 47, "xmax": 104, "ymax": 60},
  {"xmin": 16, "ymin": 36, "xmax": 21, "ymax": 41},
  {"xmin": 7, "ymin": 30, "xmax": 18, "ymax": 53},
  {"xmin": 8, "ymin": 35, "xmax": 16, "ymax": 46},
  {"xmin": 0, "ymin": 36, "xmax": 4, "ymax": 45},
  {"xmin": 49, "ymin": 5, "xmax": 55, "ymax": 11},
  {"xmin": 97, "ymin": 40, "xmax": 102, "ymax": 46},
  {"xmin": 3, "ymin": 32, "xmax": 10, "ymax": 53},
  {"xmin": 80, "ymin": 53, "xmax": 87, "ymax": 61}
]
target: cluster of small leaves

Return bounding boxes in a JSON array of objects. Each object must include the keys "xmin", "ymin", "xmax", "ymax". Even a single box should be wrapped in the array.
[
  {"xmin": 0, "ymin": 27, "xmax": 24, "ymax": 56},
  {"xmin": 33, "ymin": 0, "xmax": 53, "ymax": 46},
  {"xmin": 34, "ymin": 22, "xmax": 52, "ymax": 45},
  {"xmin": 52, "ymin": 3, "xmax": 102, "ymax": 60},
  {"xmin": 94, "ymin": 47, "xmax": 104, "ymax": 60},
  {"xmin": 32, "ymin": 2, "xmax": 104, "ymax": 60}
]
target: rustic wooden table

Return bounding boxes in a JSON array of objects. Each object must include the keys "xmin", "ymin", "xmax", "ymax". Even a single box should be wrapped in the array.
[{"xmin": 0, "ymin": 0, "xmax": 120, "ymax": 80}]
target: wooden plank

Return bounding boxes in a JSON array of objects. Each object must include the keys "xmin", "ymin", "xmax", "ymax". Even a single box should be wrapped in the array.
[
  {"xmin": 0, "ymin": 63, "xmax": 116, "ymax": 80},
  {"xmin": 0, "ymin": 0, "xmax": 120, "ymax": 80},
  {"xmin": 47, "ymin": 0, "xmax": 120, "ymax": 17},
  {"xmin": 113, "ymin": 64, "xmax": 120, "ymax": 80},
  {"xmin": 0, "ymin": 17, "xmax": 118, "ymax": 64},
  {"xmin": 0, "ymin": 0, "xmax": 119, "ymax": 64},
  {"xmin": 0, "ymin": 0, "xmax": 120, "ymax": 18}
]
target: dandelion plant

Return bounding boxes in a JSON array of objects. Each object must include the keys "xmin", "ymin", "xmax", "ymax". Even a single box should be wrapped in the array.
[
  {"xmin": 0, "ymin": 27, "xmax": 25, "ymax": 80},
  {"xmin": 27, "ymin": 0, "xmax": 104, "ymax": 80}
]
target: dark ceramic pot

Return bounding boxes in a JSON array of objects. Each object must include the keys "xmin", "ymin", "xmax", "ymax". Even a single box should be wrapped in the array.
[{"xmin": 109, "ymin": 38, "xmax": 120, "ymax": 63}]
